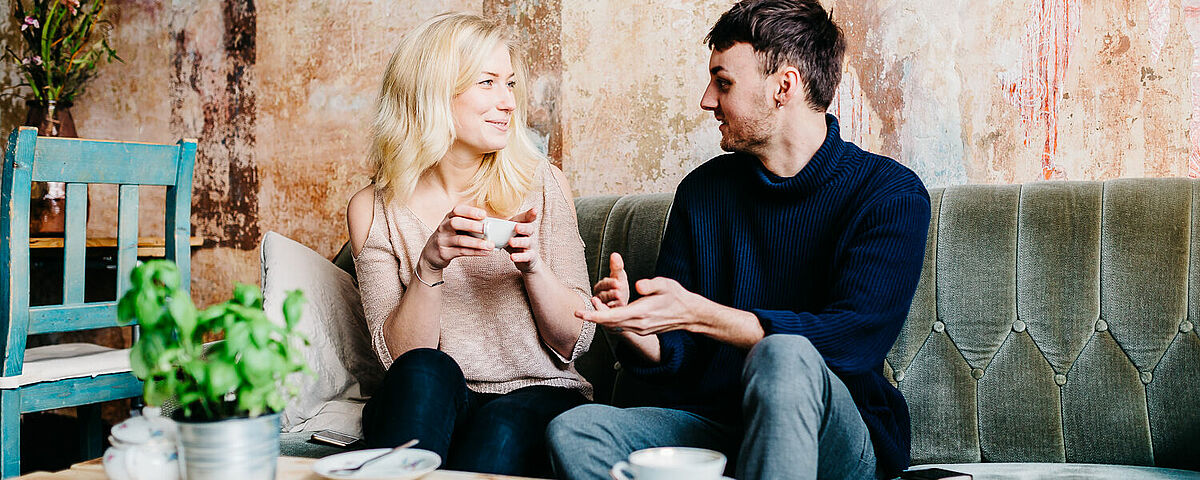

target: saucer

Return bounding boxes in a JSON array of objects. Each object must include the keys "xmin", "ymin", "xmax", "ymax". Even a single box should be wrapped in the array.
[
  {"xmin": 312, "ymin": 448, "xmax": 440, "ymax": 480},
  {"xmin": 609, "ymin": 465, "xmax": 734, "ymax": 480}
]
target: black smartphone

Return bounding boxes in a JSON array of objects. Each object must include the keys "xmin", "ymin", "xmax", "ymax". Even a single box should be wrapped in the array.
[
  {"xmin": 310, "ymin": 429, "xmax": 361, "ymax": 447},
  {"xmin": 900, "ymin": 467, "xmax": 972, "ymax": 480}
]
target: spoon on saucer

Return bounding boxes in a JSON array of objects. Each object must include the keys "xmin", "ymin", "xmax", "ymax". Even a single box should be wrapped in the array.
[{"xmin": 329, "ymin": 439, "xmax": 419, "ymax": 475}]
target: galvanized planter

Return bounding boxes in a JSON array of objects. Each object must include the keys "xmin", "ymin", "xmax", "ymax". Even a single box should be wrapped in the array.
[{"xmin": 175, "ymin": 413, "xmax": 280, "ymax": 480}]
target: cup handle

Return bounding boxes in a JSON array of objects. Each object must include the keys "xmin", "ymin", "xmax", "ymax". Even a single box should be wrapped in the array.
[{"xmin": 611, "ymin": 461, "xmax": 635, "ymax": 480}]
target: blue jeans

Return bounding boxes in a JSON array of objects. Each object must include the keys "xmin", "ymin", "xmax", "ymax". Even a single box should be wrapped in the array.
[
  {"xmin": 547, "ymin": 335, "xmax": 877, "ymax": 480},
  {"xmin": 363, "ymin": 348, "xmax": 588, "ymax": 477}
]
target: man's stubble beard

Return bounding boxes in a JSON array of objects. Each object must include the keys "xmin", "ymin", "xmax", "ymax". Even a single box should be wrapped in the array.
[{"xmin": 718, "ymin": 103, "xmax": 776, "ymax": 155}]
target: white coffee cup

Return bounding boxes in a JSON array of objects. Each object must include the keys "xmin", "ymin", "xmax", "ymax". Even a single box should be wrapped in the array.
[
  {"xmin": 610, "ymin": 447, "xmax": 727, "ymax": 480},
  {"xmin": 476, "ymin": 217, "xmax": 517, "ymax": 250}
]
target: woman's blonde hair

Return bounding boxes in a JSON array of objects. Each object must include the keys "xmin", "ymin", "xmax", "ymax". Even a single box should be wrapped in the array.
[{"xmin": 369, "ymin": 12, "xmax": 543, "ymax": 216}]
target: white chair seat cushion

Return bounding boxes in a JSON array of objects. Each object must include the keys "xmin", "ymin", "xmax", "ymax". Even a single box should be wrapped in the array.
[{"xmin": 0, "ymin": 343, "xmax": 132, "ymax": 389}]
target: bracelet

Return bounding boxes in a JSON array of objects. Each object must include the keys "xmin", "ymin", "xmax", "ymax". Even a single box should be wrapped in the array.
[{"xmin": 414, "ymin": 262, "xmax": 445, "ymax": 288}]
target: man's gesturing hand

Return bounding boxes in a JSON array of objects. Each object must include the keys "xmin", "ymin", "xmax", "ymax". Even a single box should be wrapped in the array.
[
  {"xmin": 578, "ymin": 276, "xmax": 699, "ymax": 335},
  {"xmin": 593, "ymin": 252, "xmax": 630, "ymax": 308}
]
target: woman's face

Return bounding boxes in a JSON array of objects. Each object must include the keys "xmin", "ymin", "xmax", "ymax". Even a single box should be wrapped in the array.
[{"xmin": 450, "ymin": 45, "xmax": 517, "ymax": 158}]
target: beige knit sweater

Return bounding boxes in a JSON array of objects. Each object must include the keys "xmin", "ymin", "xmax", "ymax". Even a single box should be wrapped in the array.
[{"xmin": 353, "ymin": 161, "xmax": 596, "ymax": 398}]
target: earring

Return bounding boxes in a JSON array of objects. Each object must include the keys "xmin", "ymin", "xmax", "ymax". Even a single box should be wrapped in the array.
[{"xmin": 776, "ymin": 101, "xmax": 783, "ymax": 109}]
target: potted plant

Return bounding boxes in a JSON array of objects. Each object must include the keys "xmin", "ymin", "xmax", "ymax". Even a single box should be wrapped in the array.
[
  {"xmin": 5, "ymin": 0, "xmax": 123, "ymax": 233},
  {"xmin": 118, "ymin": 260, "xmax": 309, "ymax": 480}
]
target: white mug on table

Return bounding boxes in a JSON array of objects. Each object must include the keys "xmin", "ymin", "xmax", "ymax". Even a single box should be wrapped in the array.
[{"xmin": 610, "ymin": 447, "xmax": 727, "ymax": 480}]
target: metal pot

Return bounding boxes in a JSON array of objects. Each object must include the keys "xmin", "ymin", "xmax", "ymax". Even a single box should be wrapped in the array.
[{"xmin": 174, "ymin": 413, "xmax": 280, "ymax": 480}]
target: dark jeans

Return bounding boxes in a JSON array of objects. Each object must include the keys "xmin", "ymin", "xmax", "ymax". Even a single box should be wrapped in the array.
[{"xmin": 363, "ymin": 348, "xmax": 588, "ymax": 477}]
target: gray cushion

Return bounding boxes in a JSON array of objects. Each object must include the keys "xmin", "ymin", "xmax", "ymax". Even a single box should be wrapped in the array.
[
  {"xmin": 907, "ymin": 463, "xmax": 1200, "ymax": 479},
  {"xmin": 880, "ymin": 180, "xmax": 1200, "ymax": 470}
]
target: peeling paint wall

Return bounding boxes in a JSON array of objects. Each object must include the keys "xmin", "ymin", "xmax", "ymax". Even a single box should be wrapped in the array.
[{"xmin": 2, "ymin": 0, "xmax": 1198, "ymax": 305}]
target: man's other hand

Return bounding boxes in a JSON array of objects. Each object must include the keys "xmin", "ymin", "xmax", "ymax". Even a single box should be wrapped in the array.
[{"xmin": 592, "ymin": 252, "xmax": 630, "ymax": 308}]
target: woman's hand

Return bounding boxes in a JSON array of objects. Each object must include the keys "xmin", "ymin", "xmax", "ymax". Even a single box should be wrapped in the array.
[
  {"xmin": 505, "ymin": 208, "xmax": 542, "ymax": 274},
  {"xmin": 420, "ymin": 205, "xmax": 493, "ymax": 273}
]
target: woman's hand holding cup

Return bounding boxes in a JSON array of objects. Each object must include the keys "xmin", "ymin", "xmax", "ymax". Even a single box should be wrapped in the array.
[
  {"xmin": 420, "ymin": 205, "xmax": 493, "ymax": 275},
  {"xmin": 505, "ymin": 208, "xmax": 541, "ymax": 274}
]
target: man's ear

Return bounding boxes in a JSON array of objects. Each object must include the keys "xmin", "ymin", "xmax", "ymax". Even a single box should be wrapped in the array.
[{"xmin": 776, "ymin": 66, "xmax": 803, "ymax": 108}]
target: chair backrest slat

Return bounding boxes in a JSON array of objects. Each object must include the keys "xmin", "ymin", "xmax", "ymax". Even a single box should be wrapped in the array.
[
  {"xmin": 63, "ymin": 183, "xmax": 88, "ymax": 304},
  {"xmin": 27, "ymin": 303, "xmax": 118, "ymax": 335},
  {"xmin": 115, "ymin": 185, "xmax": 139, "ymax": 300},
  {"xmin": 1, "ymin": 128, "xmax": 36, "ymax": 377},
  {"xmin": 32, "ymin": 138, "xmax": 179, "ymax": 185},
  {"xmin": 165, "ymin": 139, "xmax": 196, "ymax": 293}
]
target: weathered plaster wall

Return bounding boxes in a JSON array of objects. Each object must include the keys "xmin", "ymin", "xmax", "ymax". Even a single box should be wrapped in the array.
[
  {"xmin": 559, "ymin": 1, "xmax": 728, "ymax": 195},
  {"xmin": 2, "ymin": 0, "xmax": 1198, "ymax": 305}
]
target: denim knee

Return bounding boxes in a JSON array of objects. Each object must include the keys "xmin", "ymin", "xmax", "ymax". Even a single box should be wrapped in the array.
[
  {"xmin": 546, "ymin": 404, "xmax": 619, "ymax": 449},
  {"xmin": 742, "ymin": 335, "xmax": 825, "ymax": 402},
  {"xmin": 385, "ymin": 348, "xmax": 462, "ymax": 381}
]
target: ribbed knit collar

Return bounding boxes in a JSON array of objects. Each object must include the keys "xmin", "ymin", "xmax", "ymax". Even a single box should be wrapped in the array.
[{"xmin": 751, "ymin": 113, "xmax": 845, "ymax": 196}]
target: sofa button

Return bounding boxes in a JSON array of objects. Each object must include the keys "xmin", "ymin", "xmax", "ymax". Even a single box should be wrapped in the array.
[
  {"xmin": 1054, "ymin": 373, "xmax": 1067, "ymax": 385},
  {"xmin": 1140, "ymin": 371, "xmax": 1153, "ymax": 384},
  {"xmin": 1181, "ymin": 321, "xmax": 1194, "ymax": 333},
  {"xmin": 971, "ymin": 368, "xmax": 984, "ymax": 379},
  {"xmin": 932, "ymin": 321, "xmax": 945, "ymax": 333},
  {"xmin": 1012, "ymin": 320, "xmax": 1026, "ymax": 332},
  {"xmin": 894, "ymin": 370, "xmax": 905, "ymax": 382},
  {"xmin": 1096, "ymin": 319, "xmax": 1108, "ymax": 332},
  {"xmin": 613, "ymin": 361, "xmax": 621, "ymax": 371}
]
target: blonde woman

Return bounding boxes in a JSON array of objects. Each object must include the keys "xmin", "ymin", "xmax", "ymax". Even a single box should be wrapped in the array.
[{"xmin": 346, "ymin": 12, "xmax": 595, "ymax": 477}]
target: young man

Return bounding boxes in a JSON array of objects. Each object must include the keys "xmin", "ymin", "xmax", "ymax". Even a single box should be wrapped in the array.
[{"xmin": 546, "ymin": 1, "xmax": 929, "ymax": 479}]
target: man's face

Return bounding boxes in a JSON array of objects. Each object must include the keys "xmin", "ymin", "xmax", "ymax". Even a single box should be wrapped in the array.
[{"xmin": 700, "ymin": 42, "xmax": 777, "ymax": 154}]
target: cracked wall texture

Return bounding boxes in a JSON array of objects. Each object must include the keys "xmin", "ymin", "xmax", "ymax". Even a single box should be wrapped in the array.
[{"xmin": 2, "ymin": 0, "xmax": 1197, "ymax": 305}]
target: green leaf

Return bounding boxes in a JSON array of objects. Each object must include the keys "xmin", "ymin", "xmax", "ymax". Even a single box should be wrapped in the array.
[
  {"xmin": 205, "ymin": 361, "xmax": 238, "ymax": 400},
  {"xmin": 167, "ymin": 293, "xmax": 196, "ymax": 337},
  {"xmin": 116, "ymin": 290, "xmax": 136, "ymax": 324},
  {"xmin": 282, "ymin": 290, "xmax": 306, "ymax": 329},
  {"xmin": 232, "ymin": 283, "xmax": 261, "ymax": 308},
  {"xmin": 128, "ymin": 341, "xmax": 149, "ymax": 378},
  {"xmin": 133, "ymin": 290, "xmax": 161, "ymax": 329}
]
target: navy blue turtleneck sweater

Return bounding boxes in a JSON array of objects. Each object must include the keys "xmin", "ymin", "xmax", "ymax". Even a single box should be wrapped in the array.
[{"xmin": 617, "ymin": 115, "xmax": 929, "ymax": 475}]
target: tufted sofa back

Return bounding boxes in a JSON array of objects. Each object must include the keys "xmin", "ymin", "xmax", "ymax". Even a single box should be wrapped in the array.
[{"xmin": 571, "ymin": 179, "xmax": 1200, "ymax": 470}]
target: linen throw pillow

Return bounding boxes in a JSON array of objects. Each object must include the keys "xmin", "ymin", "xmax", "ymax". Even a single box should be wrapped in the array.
[{"xmin": 260, "ymin": 231, "xmax": 383, "ymax": 436}]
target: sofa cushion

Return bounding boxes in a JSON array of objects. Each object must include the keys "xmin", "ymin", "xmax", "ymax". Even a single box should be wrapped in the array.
[
  {"xmin": 906, "ymin": 463, "xmax": 1200, "ymax": 479},
  {"xmin": 885, "ymin": 180, "xmax": 1200, "ymax": 470},
  {"xmin": 260, "ymin": 231, "xmax": 383, "ymax": 437}
]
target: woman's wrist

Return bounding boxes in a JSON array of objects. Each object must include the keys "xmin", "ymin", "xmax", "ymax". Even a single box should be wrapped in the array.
[
  {"xmin": 414, "ymin": 257, "xmax": 444, "ymax": 287},
  {"xmin": 518, "ymin": 253, "xmax": 545, "ymax": 276}
]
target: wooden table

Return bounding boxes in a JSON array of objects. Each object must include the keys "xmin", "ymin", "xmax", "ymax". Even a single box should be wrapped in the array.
[
  {"xmin": 17, "ymin": 456, "xmax": 543, "ymax": 479},
  {"xmin": 30, "ymin": 236, "xmax": 206, "ymax": 258}
]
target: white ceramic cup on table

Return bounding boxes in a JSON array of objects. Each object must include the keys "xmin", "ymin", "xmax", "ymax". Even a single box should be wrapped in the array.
[{"xmin": 610, "ymin": 447, "xmax": 727, "ymax": 480}]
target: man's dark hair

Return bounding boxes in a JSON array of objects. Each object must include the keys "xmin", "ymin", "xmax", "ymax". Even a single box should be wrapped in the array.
[{"xmin": 706, "ymin": 0, "xmax": 846, "ymax": 111}]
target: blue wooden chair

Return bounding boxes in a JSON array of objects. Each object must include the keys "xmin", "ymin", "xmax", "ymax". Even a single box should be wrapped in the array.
[{"xmin": 0, "ymin": 127, "xmax": 197, "ymax": 478}]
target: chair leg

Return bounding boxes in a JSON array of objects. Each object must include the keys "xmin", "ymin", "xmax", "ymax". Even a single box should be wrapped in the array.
[
  {"xmin": 77, "ymin": 404, "xmax": 104, "ymax": 460},
  {"xmin": 1, "ymin": 390, "xmax": 20, "ymax": 479}
]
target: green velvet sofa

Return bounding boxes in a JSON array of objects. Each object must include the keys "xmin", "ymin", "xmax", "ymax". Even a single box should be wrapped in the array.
[{"xmin": 280, "ymin": 178, "xmax": 1200, "ymax": 479}]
